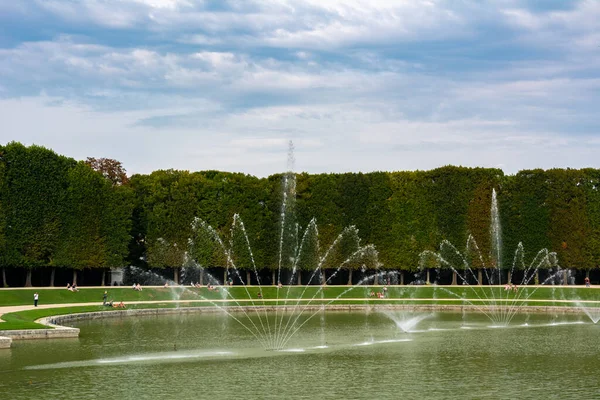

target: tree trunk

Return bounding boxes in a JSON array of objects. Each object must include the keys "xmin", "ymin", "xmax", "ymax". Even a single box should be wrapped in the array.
[
  {"xmin": 50, "ymin": 268, "xmax": 56, "ymax": 287},
  {"xmin": 426, "ymin": 269, "xmax": 430, "ymax": 285},
  {"xmin": 297, "ymin": 270, "xmax": 302, "ymax": 286},
  {"xmin": 272, "ymin": 270, "xmax": 276, "ymax": 285},
  {"xmin": 586, "ymin": 269, "xmax": 590, "ymax": 278},
  {"xmin": 399, "ymin": 270, "xmax": 404, "ymax": 285},
  {"xmin": 199, "ymin": 268, "xmax": 205, "ymax": 286},
  {"xmin": 101, "ymin": 269, "xmax": 106, "ymax": 286},
  {"xmin": 535, "ymin": 270, "xmax": 540, "ymax": 285},
  {"xmin": 451, "ymin": 270, "xmax": 457, "ymax": 285},
  {"xmin": 507, "ymin": 271, "xmax": 512, "ymax": 284},
  {"xmin": 1, "ymin": 267, "xmax": 7, "ymax": 287},
  {"xmin": 174, "ymin": 267, "xmax": 180, "ymax": 284},
  {"xmin": 374, "ymin": 272, "xmax": 379, "ymax": 285},
  {"xmin": 25, "ymin": 269, "xmax": 32, "ymax": 287},
  {"xmin": 347, "ymin": 269, "xmax": 353, "ymax": 285},
  {"xmin": 563, "ymin": 269, "xmax": 568, "ymax": 285},
  {"xmin": 321, "ymin": 270, "xmax": 326, "ymax": 285},
  {"xmin": 223, "ymin": 269, "xmax": 228, "ymax": 285},
  {"xmin": 477, "ymin": 269, "xmax": 483, "ymax": 285},
  {"xmin": 72, "ymin": 269, "xmax": 78, "ymax": 286},
  {"xmin": 246, "ymin": 270, "xmax": 251, "ymax": 285}
]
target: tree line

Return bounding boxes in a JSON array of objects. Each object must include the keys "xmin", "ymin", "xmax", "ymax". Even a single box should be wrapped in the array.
[{"xmin": 1, "ymin": 142, "xmax": 600, "ymax": 287}]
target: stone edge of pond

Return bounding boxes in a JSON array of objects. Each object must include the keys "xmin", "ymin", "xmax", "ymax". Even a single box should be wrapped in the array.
[
  {"xmin": 0, "ymin": 325, "xmax": 79, "ymax": 344},
  {"xmin": 0, "ymin": 336, "xmax": 11, "ymax": 349},
  {"xmin": 0, "ymin": 304, "xmax": 590, "ymax": 348}
]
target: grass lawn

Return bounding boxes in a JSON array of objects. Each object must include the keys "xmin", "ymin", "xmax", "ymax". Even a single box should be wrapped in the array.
[
  {"xmin": 1, "ymin": 285, "xmax": 600, "ymax": 331},
  {"xmin": 2, "ymin": 285, "xmax": 600, "ymax": 307}
]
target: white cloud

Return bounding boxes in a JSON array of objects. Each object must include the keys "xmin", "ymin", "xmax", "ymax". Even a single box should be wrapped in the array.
[
  {"xmin": 1, "ymin": 1, "xmax": 598, "ymax": 176},
  {"xmin": 502, "ymin": 1, "xmax": 600, "ymax": 51},
  {"xmin": 1, "ymin": 94, "xmax": 599, "ymax": 177}
]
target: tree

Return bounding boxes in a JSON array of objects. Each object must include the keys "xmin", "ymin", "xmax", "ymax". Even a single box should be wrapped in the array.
[
  {"xmin": 85, "ymin": 157, "xmax": 129, "ymax": 186},
  {"xmin": 0, "ymin": 143, "xmax": 74, "ymax": 286},
  {"xmin": 54, "ymin": 162, "xmax": 133, "ymax": 285}
]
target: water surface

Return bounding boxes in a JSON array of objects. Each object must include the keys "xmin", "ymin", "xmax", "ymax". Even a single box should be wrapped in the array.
[{"xmin": 0, "ymin": 311, "xmax": 596, "ymax": 399}]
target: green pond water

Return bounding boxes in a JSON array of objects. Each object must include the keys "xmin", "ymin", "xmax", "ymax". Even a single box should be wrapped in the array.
[{"xmin": 0, "ymin": 311, "xmax": 598, "ymax": 399}]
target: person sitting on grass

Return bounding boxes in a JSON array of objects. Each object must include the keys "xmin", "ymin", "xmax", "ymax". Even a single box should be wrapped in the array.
[
  {"xmin": 67, "ymin": 283, "xmax": 72, "ymax": 291},
  {"xmin": 257, "ymin": 292, "xmax": 263, "ymax": 299}
]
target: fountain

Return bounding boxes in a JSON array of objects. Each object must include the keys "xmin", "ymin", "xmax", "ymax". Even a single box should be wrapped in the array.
[
  {"xmin": 576, "ymin": 301, "xmax": 600, "ymax": 324},
  {"xmin": 562, "ymin": 271, "xmax": 600, "ymax": 324},
  {"xmin": 419, "ymin": 188, "xmax": 565, "ymax": 326},
  {"xmin": 178, "ymin": 141, "xmax": 381, "ymax": 350},
  {"xmin": 380, "ymin": 310, "xmax": 431, "ymax": 333}
]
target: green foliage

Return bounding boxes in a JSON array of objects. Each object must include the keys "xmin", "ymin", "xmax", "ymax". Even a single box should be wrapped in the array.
[
  {"xmin": 501, "ymin": 170, "xmax": 552, "ymax": 269},
  {"xmin": 387, "ymin": 171, "xmax": 437, "ymax": 271},
  {"xmin": 0, "ymin": 143, "xmax": 132, "ymax": 273},
  {"xmin": 4, "ymin": 142, "xmax": 600, "ymax": 279},
  {"xmin": 545, "ymin": 169, "xmax": 590, "ymax": 269},
  {"xmin": 0, "ymin": 143, "xmax": 74, "ymax": 268}
]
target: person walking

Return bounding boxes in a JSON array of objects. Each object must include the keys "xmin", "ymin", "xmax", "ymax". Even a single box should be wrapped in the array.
[
  {"xmin": 103, "ymin": 291, "xmax": 108, "ymax": 305},
  {"xmin": 34, "ymin": 292, "xmax": 39, "ymax": 307}
]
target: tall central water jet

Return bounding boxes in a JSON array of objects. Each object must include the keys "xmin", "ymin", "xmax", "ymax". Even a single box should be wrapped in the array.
[{"xmin": 490, "ymin": 188, "xmax": 502, "ymax": 272}]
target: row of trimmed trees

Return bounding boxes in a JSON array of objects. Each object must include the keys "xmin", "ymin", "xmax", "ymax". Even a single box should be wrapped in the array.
[
  {"xmin": 2, "ymin": 142, "xmax": 600, "ymax": 286},
  {"xmin": 0, "ymin": 143, "xmax": 133, "ymax": 286}
]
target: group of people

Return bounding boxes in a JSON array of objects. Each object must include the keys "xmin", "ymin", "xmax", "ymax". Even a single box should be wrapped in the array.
[
  {"xmin": 105, "ymin": 300, "xmax": 126, "ymax": 308},
  {"xmin": 132, "ymin": 283, "xmax": 143, "ymax": 291},
  {"xmin": 66, "ymin": 283, "xmax": 79, "ymax": 292},
  {"xmin": 189, "ymin": 282, "xmax": 223, "ymax": 291},
  {"xmin": 103, "ymin": 291, "xmax": 126, "ymax": 308},
  {"xmin": 369, "ymin": 287, "xmax": 388, "ymax": 298},
  {"xmin": 504, "ymin": 284, "xmax": 518, "ymax": 292}
]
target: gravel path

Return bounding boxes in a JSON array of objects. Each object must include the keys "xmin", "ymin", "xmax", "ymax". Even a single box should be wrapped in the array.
[{"xmin": 2, "ymin": 296, "xmax": 599, "ymax": 323}]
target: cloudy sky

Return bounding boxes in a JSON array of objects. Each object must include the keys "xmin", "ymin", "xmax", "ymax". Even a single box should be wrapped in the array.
[{"xmin": 0, "ymin": 0, "xmax": 598, "ymax": 176}]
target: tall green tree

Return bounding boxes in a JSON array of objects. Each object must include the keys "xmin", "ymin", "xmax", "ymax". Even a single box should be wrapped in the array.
[{"xmin": 0, "ymin": 143, "xmax": 74, "ymax": 286}]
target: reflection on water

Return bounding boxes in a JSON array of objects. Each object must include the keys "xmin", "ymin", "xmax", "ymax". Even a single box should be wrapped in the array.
[{"xmin": 1, "ymin": 311, "xmax": 597, "ymax": 400}]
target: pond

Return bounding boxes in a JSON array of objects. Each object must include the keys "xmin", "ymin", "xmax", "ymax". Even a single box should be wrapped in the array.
[{"xmin": 0, "ymin": 311, "xmax": 596, "ymax": 399}]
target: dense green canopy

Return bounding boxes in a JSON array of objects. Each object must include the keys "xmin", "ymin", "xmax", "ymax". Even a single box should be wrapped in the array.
[{"xmin": 2, "ymin": 142, "xmax": 600, "ymax": 286}]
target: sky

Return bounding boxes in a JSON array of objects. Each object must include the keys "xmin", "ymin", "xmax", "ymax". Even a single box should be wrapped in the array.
[{"xmin": 0, "ymin": 0, "xmax": 599, "ymax": 177}]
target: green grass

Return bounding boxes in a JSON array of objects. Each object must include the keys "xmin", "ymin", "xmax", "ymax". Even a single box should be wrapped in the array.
[
  {"xmin": 1, "ymin": 285, "xmax": 600, "ymax": 307},
  {"xmin": 1, "ymin": 285, "xmax": 600, "ymax": 331},
  {"xmin": 0, "ymin": 306, "xmax": 107, "ymax": 330}
]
